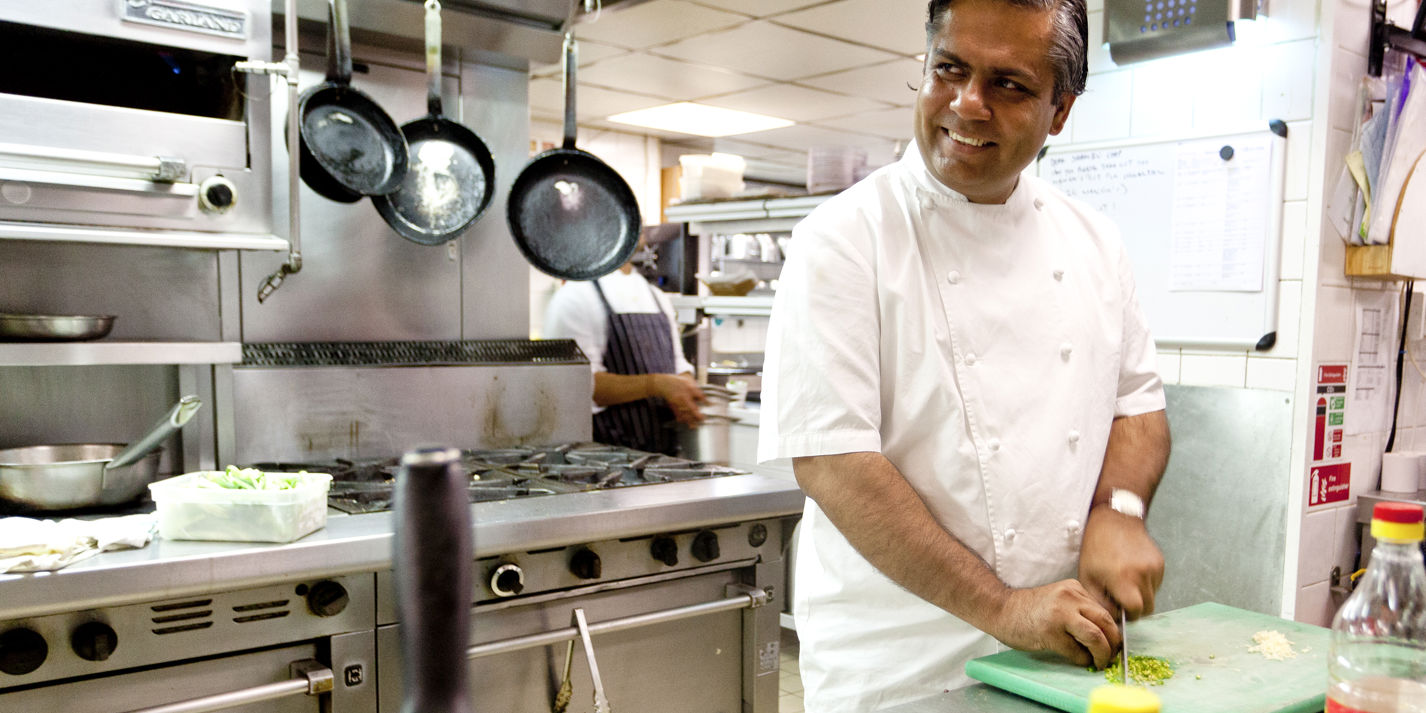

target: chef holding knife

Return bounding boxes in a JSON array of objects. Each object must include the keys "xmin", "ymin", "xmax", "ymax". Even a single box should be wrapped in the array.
[{"xmin": 757, "ymin": 0, "xmax": 1171, "ymax": 711}]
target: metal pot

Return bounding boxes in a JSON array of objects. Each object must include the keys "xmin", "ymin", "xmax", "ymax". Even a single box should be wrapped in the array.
[
  {"xmin": 0, "ymin": 396, "xmax": 202, "ymax": 510},
  {"xmin": 676, "ymin": 413, "xmax": 738, "ymax": 466}
]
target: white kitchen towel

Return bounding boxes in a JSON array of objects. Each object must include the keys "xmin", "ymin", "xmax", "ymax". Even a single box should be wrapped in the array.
[{"xmin": 0, "ymin": 514, "xmax": 157, "ymax": 573}]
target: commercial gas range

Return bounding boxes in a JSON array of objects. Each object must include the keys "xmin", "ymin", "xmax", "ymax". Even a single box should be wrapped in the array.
[
  {"xmin": 0, "ymin": 447, "xmax": 802, "ymax": 713},
  {"xmin": 248, "ymin": 442, "xmax": 750, "ymax": 515}
]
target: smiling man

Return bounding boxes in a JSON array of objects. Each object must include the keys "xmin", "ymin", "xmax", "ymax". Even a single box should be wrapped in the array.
[{"xmin": 758, "ymin": 1, "xmax": 1172, "ymax": 710}]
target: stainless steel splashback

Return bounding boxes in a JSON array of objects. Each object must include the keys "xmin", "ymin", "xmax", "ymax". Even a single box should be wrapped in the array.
[{"xmin": 223, "ymin": 340, "xmax": 593, "ymax": 463}]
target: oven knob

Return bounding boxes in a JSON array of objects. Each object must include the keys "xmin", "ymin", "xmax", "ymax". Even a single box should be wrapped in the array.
[
  {"xmin": 650, "ymin": 537, "xmax": 679, "ymax": 567},
  {"xmin": 70, "ymin": 622, "xmax": 117, "ymax": 662},
  {"xmin": 490, "ymin": 562, "xmax": 525, "ymax": 597},
  {"xmin": 691, "ymin": 530, "xmax": 721, "ymax": 563},
  {"xmin": 198, "ymin": 176, "xmax": 237, "ymax": 214},
  {"xmin": 569, "ymin": 547, "xmax": 602, "ymax": 579},
  {"xmin": 306, "ymin": 580, "xmax": 349, "ymax": 617},
  {"xmin": 0, "ymin": 627, "xmax": 47, "ymax": 676}
]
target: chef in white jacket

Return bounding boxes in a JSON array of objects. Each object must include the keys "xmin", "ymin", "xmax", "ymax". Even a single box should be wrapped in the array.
[{"xmin": 758, "ymin": 1, "xmax": 1171, "ymax": 711}]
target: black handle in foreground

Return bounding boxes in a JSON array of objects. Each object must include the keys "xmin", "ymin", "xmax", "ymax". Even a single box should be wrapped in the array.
[{"xmin": 394, "ymin": 446, "xmax": 474, "ymax": 713}]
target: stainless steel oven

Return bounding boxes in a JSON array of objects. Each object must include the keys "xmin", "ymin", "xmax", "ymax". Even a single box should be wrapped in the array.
[{"xmin": 0, "ymin": 0, "xmax": 279, "ymax": 246}]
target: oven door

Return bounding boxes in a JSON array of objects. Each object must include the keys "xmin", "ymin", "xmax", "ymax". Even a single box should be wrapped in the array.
[
  {"xmin": 0, "ymin": 643, "xmax": 332, "ymax": 713},
  {"xmin": 377, "ymin": 565, "xmax": 782, "ymax": 713}
]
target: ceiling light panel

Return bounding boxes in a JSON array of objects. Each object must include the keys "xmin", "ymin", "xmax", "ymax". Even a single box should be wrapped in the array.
[
  {"xmin": 652, "ymin": 20, "xmax": 900, "ymax": 81},
  {"xmin": 607, "ymin": 102, "xmax": 794, "ymax": 137}
]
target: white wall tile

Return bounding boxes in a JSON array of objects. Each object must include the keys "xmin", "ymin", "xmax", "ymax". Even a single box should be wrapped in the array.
[
  {"xmin": 1248, "ymin": 355, "xmax": 1299, "ymax": 391},
  {"xmin": 1129, "ymin": 57, "xmax": 1194, "ymax": 137},
  {"xmin": 1298, "ymin": 508, "xmax": 1337, "ymax": 587},
  {"xmin": 1281, "ymin": 200, "xmax": 1308, "ymax": 280},
  {"xmin": 1189, "ymin": 47, "xmax": 1265, "ymax": 132},
  {"xmin": 1344, "ymin": 432, "xmax": 1384, "ymax": 501},
  {"xmin": 1333, "ymin": 503, "xmax": 1364, "ymax": 583},
  {"xmin": 1262, "ymin": 41, "xmax": 1317, "ymax": 123},
  {"xmin": 1331, "ymin": 0, "xmax": 1373, "ymax": 53},
  {"xmin": 1295, "ymin": 581, "xmax": 1335, "ymax": 627},
  {"xmin": 1073, "ymin": 70, "xmax": 1132, "ymax": 143},
  {"xmin": 1261, "ymin": 0, "xmax": 1320, "ymax": 43},
  {"xmin": 1313, "ymin": 286, "xmax": 1358, "ymax": 362},
  {"xmin": 1322, "ymin": 221, "xmax": 1351, "ymax": 288},
  {"xmin": 1179, "ymin": 351, "xmax": 1248, "ymax": 387},
  {"xmin": 1284, "ymin": 120, "xmax": 1312, "ymax": 201},
  {"xmin": 1266, "ymin": 279, "xmax": 1303, "ymax": 359},
  {"xmin": 1156, "ymin": 349, "xmax": 1181, "ymax": 384}
]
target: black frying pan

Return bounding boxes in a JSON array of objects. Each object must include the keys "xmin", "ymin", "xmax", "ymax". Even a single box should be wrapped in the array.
[
  {"xmin": 374, "ymin": 0, "xmax": 496, "ymax": 245},
  {"xmin": 393, "ymin": 446, "xmax": 472, "ymax": 713},
  {"xmin": 506, "ymin": 33, "xmax": 641, "ymax": 280},
  {"xmin": 297, "ymin": 0, "xmax": 410, "ymax": 203}
]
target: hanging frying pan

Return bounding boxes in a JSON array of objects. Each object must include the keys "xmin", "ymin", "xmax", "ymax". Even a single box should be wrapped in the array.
[
  {"xmin": 373, "ymin": 0, "xmax": 496, "ymax": 244},
  {"xmin": 506, "ymin": 32, "xmax": 641, "ymax": 280},
  {"xmin": 297, "ymin": 0, "xmax": 409, "ymax": 203}
]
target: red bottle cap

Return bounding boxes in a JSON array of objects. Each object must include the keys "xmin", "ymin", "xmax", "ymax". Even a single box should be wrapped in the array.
[{"xmin": 1373, "ymin": 502, "xmax": 1425, "ymax": 524}]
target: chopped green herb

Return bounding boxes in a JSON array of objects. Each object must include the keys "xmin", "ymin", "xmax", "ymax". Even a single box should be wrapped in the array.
[
  {"xmin": 1102, "ymin": 655, "xmax": 1175, "ymax": 686},
  {"xmin": 195, "ymin": 465, "xmax": 304, "ymax": 490}
]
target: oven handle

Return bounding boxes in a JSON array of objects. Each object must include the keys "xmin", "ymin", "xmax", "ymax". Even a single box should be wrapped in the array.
[
  {"xmin": 0, "ymin": 143, "xmax": 186, "ymax": 182},
  {"xmin": 466, "ymin": 584, "xmax": 771, "ymax": 660},
  {"xmin": 115, "ymin": 659, "xmax": 333, "ymax": 713}
]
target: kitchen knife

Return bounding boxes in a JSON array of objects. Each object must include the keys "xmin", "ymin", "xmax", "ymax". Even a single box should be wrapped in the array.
[{"xmin": 1120, "ymin": 609, "xmax": 1129, "ymax": 685}]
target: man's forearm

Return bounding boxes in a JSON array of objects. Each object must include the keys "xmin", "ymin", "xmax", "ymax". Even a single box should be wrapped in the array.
[
  {"xmin": 794, "ymin": 452, "xmax": 1009, "ymax": 631},
  {"xmin": 1089, "ymin": 410, "xmax": 1170, "ymax": 511},
  {"xmin": 592, "ymin": 372, "xmax": 657, "ymax": 407}
]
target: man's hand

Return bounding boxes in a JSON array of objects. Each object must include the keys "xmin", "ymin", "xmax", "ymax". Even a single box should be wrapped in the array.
[
  {"xmin": 1078, "ymin": 506, "xmax": 1164, "ymax": 619},
  {"xmin": 652, "ymin": 373, "xmax": 706, "ymax": 426},
  {"xmin": 987, "ymin": 581, "xmax": 1121, "ymax": 669}
]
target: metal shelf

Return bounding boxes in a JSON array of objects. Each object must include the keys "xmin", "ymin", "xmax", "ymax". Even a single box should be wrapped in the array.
[
  {"xmin": 0, "ymin": 221, "xmax": 289, "ymax": 251},
  {"xmin": 666, "ymin": 194, "xmax": 832, "ymax": 235},
  {"xmin": 0, "ymin": 341, "xmax": 243, "ymax": 366}
]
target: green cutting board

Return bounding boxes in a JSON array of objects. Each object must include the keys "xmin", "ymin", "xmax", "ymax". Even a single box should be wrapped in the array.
[{"xmin": 965, "ymin": 602, "xmax": 1331, "ymax": 713}]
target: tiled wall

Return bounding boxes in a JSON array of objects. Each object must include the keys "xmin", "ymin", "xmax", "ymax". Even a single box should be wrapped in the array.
[{"xmin": 1293, "ymin": 0, "xmax": 1425, "ymax": 628}]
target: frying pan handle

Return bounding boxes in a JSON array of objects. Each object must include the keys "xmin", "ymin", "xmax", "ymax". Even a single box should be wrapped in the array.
[
  {"xmin": 106, "ymin": 395, "xmax": 203, "ymax": 472},
  {"xmin": 562, "ymin": 32, "xmax": 578, "ymax": 151},
  {"xmin": 426, "ymin": 0, "xmax": 444, "ymax": 117},
  {"xmin": 327, "ymin": 0, "xmax": 354, "ymax": 84},
  {"xmin": 394, "ymin": 447, "xmax": 474, "ymax": 713}
]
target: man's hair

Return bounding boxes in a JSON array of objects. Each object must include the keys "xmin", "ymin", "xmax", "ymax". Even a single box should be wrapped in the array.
[{"xmin": 925, "ymin": 0, "xmax": 1088, "ymax": 98}]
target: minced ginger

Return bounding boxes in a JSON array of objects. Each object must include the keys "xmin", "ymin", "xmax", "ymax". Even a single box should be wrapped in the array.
[{"xmin": 1247, "ymin": 630, "xmax": 1298, "ymax": 661}]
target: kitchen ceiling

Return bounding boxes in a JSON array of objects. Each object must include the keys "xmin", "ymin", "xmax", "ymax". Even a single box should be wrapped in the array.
[{"xmin": 528, "ymin": 0, "xmax": 929, "ymax": 184}]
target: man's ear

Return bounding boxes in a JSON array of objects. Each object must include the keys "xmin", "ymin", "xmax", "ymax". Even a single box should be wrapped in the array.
[{"xmin": 1049, "ymin": 92, "xmax": 1077, "ymax": 136}]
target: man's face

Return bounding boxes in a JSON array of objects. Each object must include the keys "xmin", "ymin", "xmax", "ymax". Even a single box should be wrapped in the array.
[{"xmin": 914, "ymin": 0, "xmax": 1075, "ymax": 204}]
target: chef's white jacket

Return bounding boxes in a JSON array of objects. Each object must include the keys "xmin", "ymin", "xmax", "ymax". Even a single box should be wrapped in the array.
[
  {"xmin": 543, "ymin": 269, "xmax": 694, "ymax": 414},
  {"xmin": 758, "ymin": 145, "xmax": 1165, "ymax": 712}
]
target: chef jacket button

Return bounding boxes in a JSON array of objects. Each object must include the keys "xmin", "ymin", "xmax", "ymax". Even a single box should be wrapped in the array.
[
  {"xmin": 1034, "ymin": 198, "xmax": 1044, "ymax": 211},
  {"xmin": 1066, "ymin": 520, "xmax": 1081, "ymax": 538},
  {"xmin": 965, "ymin": 353, "xmax": 977, "ymax": 366},
  {"xmin": 1067, "ymin": 429, "xmax": 1081, "ymax": 444},
  {"xmin": 1004, "ymin": 528, "xmax": 1017, "ymax": 543},
  {"xmin": 1060, "ymin": 343, "xmax": 1073, "ymax": 359},
  {"xmin": 1053, "ymin": 269, "xmax": 1065, "ymax": 281},
  {"xmin": 988, "ymin": 438, "xmax": 1001, "ymax": 452},
  {"xmin": 947, "ymin": 270, "xmax": 961, "ymax": 284}
]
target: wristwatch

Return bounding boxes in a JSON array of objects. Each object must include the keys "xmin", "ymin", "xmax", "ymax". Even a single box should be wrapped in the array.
[{"xmin": 1109, "ymin": 489, "xmax": 1145, "ymax": 519}]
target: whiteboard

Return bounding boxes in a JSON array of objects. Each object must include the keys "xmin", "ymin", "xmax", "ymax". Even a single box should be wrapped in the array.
[{"xmin": 1038, "ymin": 124, "xmax": 1288, "ymax": 350}]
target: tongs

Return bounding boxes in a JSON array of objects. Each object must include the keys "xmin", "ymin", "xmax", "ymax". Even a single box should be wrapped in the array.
[{"xmin": 574, "ymin": 607, "xmax": 611, "ymax": 713}]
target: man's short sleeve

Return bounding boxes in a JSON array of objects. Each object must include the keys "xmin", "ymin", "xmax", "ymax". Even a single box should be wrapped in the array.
[{"xmin": 758, "ymin": 209, "xmax": 884, "ymax": 463}]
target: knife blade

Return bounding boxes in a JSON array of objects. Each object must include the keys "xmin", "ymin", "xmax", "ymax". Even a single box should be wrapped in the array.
[{"xmin": 1120, "ymin": 609, "xmax": 1129, "ymax": 685}]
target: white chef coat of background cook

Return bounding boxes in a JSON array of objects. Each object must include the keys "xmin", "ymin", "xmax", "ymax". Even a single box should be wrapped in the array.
[{"xmin": 758, "ymin": 144, "xmax": 1165, "ymax": 713}]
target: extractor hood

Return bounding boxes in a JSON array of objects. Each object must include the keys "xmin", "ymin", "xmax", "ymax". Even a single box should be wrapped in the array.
[{"xmin": 1105, "ymin": 0, "xmax": 1263, "ymax": 65}]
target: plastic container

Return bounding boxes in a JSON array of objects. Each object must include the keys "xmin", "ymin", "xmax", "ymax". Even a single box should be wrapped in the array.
[
  {"xmin": 1327, "ymin": 502, "xmax": 1426, "ymax": 713},
  {"xmin": 1087, "ymin": 685, "xmax": 1160, "ymax": 713},
  {"xmin": 806, "ymin": 145, "xmax": 866, "ymax": 193},
  {"xmin": 679, "ymin": 153, "xmax": 745, "ymax": 199},
  {"xmin": 149, "ymin": 471, "xmax": 333, "ymax": 543}
]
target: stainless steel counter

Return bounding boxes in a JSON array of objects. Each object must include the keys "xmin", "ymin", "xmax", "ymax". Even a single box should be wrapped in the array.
[{"xmin": 0, "ymin": 473, "xmax": 806, "ymax": 620}]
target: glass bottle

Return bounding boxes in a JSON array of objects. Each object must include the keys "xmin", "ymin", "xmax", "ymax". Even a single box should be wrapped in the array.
[{"xmin": 1327, "ymin": 502, "xmax": 1426, "ymax": 713}]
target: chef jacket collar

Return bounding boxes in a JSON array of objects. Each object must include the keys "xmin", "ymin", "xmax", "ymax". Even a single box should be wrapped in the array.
[{"xmin": 899, "ymin": 139, "xmax": 1039, "ymax": 217}]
